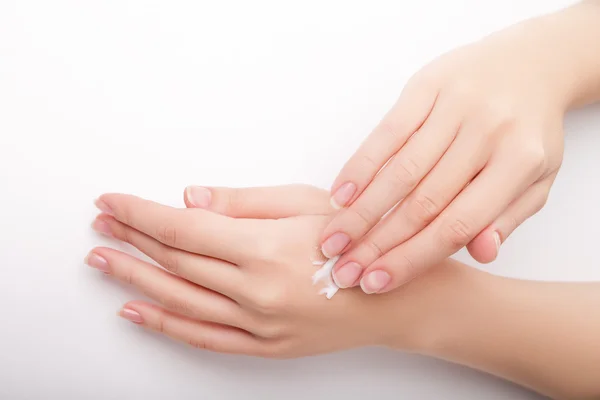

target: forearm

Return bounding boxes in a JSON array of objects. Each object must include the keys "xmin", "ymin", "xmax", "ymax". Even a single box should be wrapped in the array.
[
  {"xmin": 401, "ymin": 260, "xmax": 600, "ymax": 399},
  {"xmin": 533, "ymin": 1, "xmax": 600, "ymax": 109}
]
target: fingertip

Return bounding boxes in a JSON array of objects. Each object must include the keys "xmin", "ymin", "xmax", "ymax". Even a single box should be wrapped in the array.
[
  {"xmin": 183, "ymin": 187, "xmax": 193, "ymax": 208},
  {"xmin": 185, "ymin": 186, "xmax": 212, "ymax": 209},
  {"xmin": 329, "ymin": 196, "xmax": 342, "ymax": 210},
  {"xmin": 329, "ymin": 182, "xmax": 357, "ymax": 210},
  {"xmin": 332, "ymin": 261, "xmax": 363, "ymax": 289},
  {"xmin": 94, "ymin": 197, "xmax": 114, "ymax": 216},
  {"xmin": 359, "ymin": 269, "xmax": 392, "ymax": 294},
  {"xmin": 466, "ymin": 232, "xmax": 499, "ymax": 264},
  {"xmin": 118, "ymin": 304, "xmax": 144, "ymax": 324}
]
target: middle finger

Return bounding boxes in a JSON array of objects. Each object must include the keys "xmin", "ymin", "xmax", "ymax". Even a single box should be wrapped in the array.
[
  {"xmin": 321, "ymin": 94, "xmax": 461, "ymax": 258},
  {"xmin": 94, "ymin": 214, "xmax": 245, "ymax": 300}
]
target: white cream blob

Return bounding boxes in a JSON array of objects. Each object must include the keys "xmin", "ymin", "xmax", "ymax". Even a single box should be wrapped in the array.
[{"xmin": 311, "ymin": 255, "xmax": 340, "ymax": 299}]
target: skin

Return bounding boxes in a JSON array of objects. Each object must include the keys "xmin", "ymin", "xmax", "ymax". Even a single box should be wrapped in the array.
[
  {"xmin": 321, "ymin": 1, "xmax": 600, "ymax": 294},
  {"xmin": 88, "ymin": 185, "xmax": 600, "ymax": 399}
]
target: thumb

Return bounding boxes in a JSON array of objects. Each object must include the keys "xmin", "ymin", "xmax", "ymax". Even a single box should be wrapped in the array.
[{"xmin": 184, "ymin": 184, "xmax": 333, "ymax": 219}]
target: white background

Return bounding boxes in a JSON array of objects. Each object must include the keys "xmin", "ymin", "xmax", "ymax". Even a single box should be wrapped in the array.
[{"xmin": 1, "ymin": 0, "xmax": 598, "ymax": 399}]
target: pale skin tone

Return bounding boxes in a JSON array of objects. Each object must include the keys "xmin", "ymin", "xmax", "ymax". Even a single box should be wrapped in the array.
[
  {"xmin": 88, "ymin": 185, "xmax": 600, "ymax": 399},
  {"xmin": 321, "ymin": 1, "xmax": 600, "ymax": 294}
]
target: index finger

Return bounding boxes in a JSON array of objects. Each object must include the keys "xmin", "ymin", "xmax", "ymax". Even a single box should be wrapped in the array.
[
  {"xmin": 95, "ymin": 193, "xmax": 259, "ymax": 264},
  {"xmin": 329, "ymin": 75, "xmax": 438, "ymax": 208}
]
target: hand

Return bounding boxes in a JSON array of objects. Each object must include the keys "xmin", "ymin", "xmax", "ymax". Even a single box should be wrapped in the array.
[
  {"xmin": 321, "ymin": 15, "xmax": 568, "ymax": 294},
  {"xmin": 87, "ymin": 185, "xmax": 428, "ymax": 358}
]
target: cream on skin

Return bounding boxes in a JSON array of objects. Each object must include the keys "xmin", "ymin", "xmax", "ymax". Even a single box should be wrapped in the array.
[{"xmin": 311, "ymin": 255, "xmax": 341, "ymax": 299}]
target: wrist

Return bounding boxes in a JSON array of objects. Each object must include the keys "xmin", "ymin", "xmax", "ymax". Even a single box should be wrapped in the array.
[
  {"xmin": 530, "ymin": 3, "xmax": 600, "ymax": 109},
  {"xmin": 379, "ymin": 259, "xmax": 493, "ymax": 353}
]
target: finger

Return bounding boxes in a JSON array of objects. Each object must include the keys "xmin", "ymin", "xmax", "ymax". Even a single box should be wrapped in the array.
[
  {"xmin": 467, "ymin": 175, "xmax": 555, "ymax": 263},
  {"xmin": 93, "ymin": 214, "xmax": 244, "ymax": 299},
  {"xmin": 95, "ymin": 193, "xmax": 257, "ymax": 264},
  {"xmin": 331, "ymin": 116, "xmax": 491, "ymax": 287},
  {"xmin": 86, "ymin": 247, "xmax": 250, "ymax": 330},
  {"xmin": 360, "ymin": 155, "xmax": 543, "ymax": 293},
  {"xmin": 184, "ymin": 184, "xmax": 332, "ymax": 218},
  {"xmin": 329, "ymin": 74, "xmax": 439, "ymax": 209},
  {"xmin": 321, "ymin": 94, "xmax": 462, "ymax": 258},
  {"xmin": 118, "ymin": 301, "xmax": 268, "ymax": 356}
]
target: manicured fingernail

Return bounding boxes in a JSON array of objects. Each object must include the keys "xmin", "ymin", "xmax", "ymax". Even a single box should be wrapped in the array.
[
  {"xmin": 360, "ymin": 270, "xmax": 391, "ymax": 294},
  {"xmin": 94, "ymin": 198, "xmax": 114, "ymax": 216},
  {"xmin": 321, "ymin": 232, "xmax": 351, "ymax": 258},
  {"xmin": 330, "ymin": 182, "xmax": 356, "ymax": 209},
  {"xmin": 84, "ymin": 252, "xmax": 110, "ymax": 273},
  {"xmin": 185, "ymin": 186, "xmax": 212, "ymax": 208},
  {"xmin": 118, "ymin": 308, "xmax": 143, "ymax": 324},
  {"xmin": 333, "ymin": 262, "xmax": 362, "ymax": 288},
  {"xmin": 91, "ymin": 218, "xmax": 113, "ymax": 237},
  {"xmin": 493, "ymin": 231, "xmax": 501, "ymax": 252}
]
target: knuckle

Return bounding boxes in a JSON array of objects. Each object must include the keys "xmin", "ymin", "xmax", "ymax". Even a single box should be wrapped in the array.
[
  {"xmin": 478, "ymin": 99, "xmax": 515, "ymax": 129},
  {"xmin": 406, "ymin": 193, "xmax": 439, "ymax": 225},
  {"xmin": 253, "ymin": 239, "xmax": 282, "ymax": 264},
  {"xmin": 401, "ymin": 255, "xmax": 419, "ymax": 279},
  {"xmin": 256, "ymin": 321, "xmax": 288, "ymax": 340},
  {"xmin": 120, "ymin": 205, "xmax": 133, "ymax": 227},
  {"xmin": 119, "ymin": 225, "xmax": 133, "ymax": 244},
  {"xmin": 440, "ymin": 217, "xmax": 475, "ymax": 251},
  {"xmin": 162, "ymin": 295, "xmax": 196, "ymax": 317},
  {"xmin": 187, "ymin": 336, "xmax": 209, "ymax": 350},
  {"xmin": 153, "ymin": 314, "xmax": 166, "ymax": 334},
  {"xmin": 448, "ymin": 78, "xmax": 476, "ymax": 98},
  {"xmin": 252, "ymin": 286, "xmax": 289, "ymax": 316},
  {"xmin": 156, "ymin": 225, "xmax": 178, "ymax": 247},
  {"xmin": 359, "ymin": 153, "xmax": 379, "ymax": 172},
  {"xmin": 123, "ymin": 267, "xmax": 137, "ymax": 286},
  {"xmin": 378, "ymin": 118, "xmax": 403, "ymax": 141},
  {"xmin": 363, "ymin": 238, "xmax": 385, "ymax": 259},
  {"xmin": 160, "ymin": 250, "xmax": 181, "ymax": 275},
  {"xmin": 518, "ymin": 143, "xmax": 547, "ymax": 175},
  {"xmin": 347, "ymin": 204, "xmax": 378, "ymax": 229},
  {"xmin": 390, "ymin": 157, "xmax": 420, "ymax": 188}
]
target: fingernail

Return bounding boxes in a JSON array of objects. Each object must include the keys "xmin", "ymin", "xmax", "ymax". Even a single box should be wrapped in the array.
[
  {"xmin": 330, "ymin": 182, "xmax": 356, "ymax": 209},
  {"xmin": 321, "ymin": 232, "xmax": 351, "ymax": 258},
  {"xmin": 186, "ymin": 186, "xmax": 212, "ymax": 208},
  {"xmin": 118, "ymin": 308, "xmax": 143, "ymax": 324},
  {"xmin": 84, "ymin": 252, "xmax": 110, "ymax": 273},
  {"xmin": 332, "ymin": 262, "xmax": 362, "ymax": 288},
  {"xmin": 360, "ymin": 270, "xmax": 391, "ymax": 294},
  {"xmin": 94, "ymin": 198, "xmax": 114, "ymax": 216},
  {"xmin": 493, "ymin": 231, "xmax": 502, "ymax": 252},
  {"xmin": 91, "ymin": 218, "xmax": 113, "ymax": 237}
]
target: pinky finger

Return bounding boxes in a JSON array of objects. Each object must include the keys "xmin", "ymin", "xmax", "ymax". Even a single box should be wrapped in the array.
[
  {"xmin": 118, "ymin": 301, "xmax": 269, "ymax": 357},
  {"xmin": 467, "ymin": 174, "xmax": 556, "ymax": 263}
]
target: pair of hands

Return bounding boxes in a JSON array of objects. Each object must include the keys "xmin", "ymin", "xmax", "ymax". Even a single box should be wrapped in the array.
[
  {"xmin": 88, "ymin": 185, "xmax": 443, "ymax": 358},
  {"xmin": 85, "ymin": 185, "xmax": 600, "ymax": 398},
  {"xmin": 319, "ymin": 13, "xmax": 570, "ymax": 294}
]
